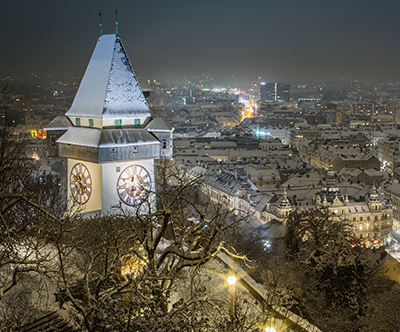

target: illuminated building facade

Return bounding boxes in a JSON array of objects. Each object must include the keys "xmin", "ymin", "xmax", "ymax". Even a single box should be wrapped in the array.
[
  {"xmin": 260, "ymin": 82, "xmax": 290, "ymax": 102},
  {"xmin": 312, "ymin": 166, "xmax": 391, "ymax": 246},
  {"xmin": 384, "ymin": 184, "xmax": 400, "ymax": 233}
]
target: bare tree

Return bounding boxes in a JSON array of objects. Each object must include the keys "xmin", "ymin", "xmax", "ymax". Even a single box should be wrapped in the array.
[
  {"xmin": 0, "ymin": 281, "xmax": 43, "ymax": 332},
  {"xmin": 50, "ymin": 160, "xmax": 250, "ymax": 331},
  {"xmin": 0, "ymin": 124, "xmax": 64, "ymax": 299},
  {"xmin": 0, "ymin": 83, "xmax": 14, "ymax": 94},
  {"xmin": 284, "ymin": 207, "xmax": 354, "ymax": 260},
  {"xmin": 261, "ymin": 208, "xmax": 383, "ymax": 332}
]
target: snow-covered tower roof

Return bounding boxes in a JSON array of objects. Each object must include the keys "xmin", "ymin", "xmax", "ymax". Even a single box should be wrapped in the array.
[
  {"xmin": 280, "ymin": 187, "xmax": 291, "ymax": 209},
  {"xmin": 65, "ymin": 34, "xmax": 151, "ymax": 119},
  {"xmin": 326, "ymin": 164, "xmax": 336, "ymax": 186},
  {"xmin": 48, "ymin": 33, "xmax": 174, "ymax": 163},
  {"xmin": 320, "ymin": 164, "xmax": 341, "ymax": 203},
  {"xmin": 368, "ymin": 184, "xmax": 380, "ymax": 203}
]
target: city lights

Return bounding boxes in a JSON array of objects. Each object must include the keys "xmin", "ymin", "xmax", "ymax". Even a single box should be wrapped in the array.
[{"xmin": 3, "ymin": 3, "xmax": 400, "ymax": 330}]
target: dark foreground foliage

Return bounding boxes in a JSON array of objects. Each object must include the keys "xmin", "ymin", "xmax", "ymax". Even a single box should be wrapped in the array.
[{"xmin": 257, "ymin": 208, "xmax": 400, "ymax": 332}]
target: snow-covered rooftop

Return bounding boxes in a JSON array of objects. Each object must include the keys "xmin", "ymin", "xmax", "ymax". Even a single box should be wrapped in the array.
[
  {"xmin": 57, "ymin": 127, "xmax": 160, "ymax": 148},
  {"xmin": 100, "ymin": 129, "xmax": 160, "ymax": 147},
  {"xmin": 146, "ymin": 118, "xmax": 174, "ymax": 132},
  {"xmin": 44, "ymin": 116, "xmax": 72, "ymax": 131},
  {"xmin": 66, "ymin": 34, "xmax": 151, "ymax": 119},
  {"xmin": 56, "ymin": 127, "xmax": 102, "ymax": 148}
]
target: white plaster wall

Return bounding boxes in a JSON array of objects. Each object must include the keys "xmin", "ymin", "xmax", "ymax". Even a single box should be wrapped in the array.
[
  {"xmin": 102, "ymin": 117, "xmax": 146, "ymax": 128},
  {"xmin": 67, "ymin": 116, "xmax": 102, "ymax": 129}
]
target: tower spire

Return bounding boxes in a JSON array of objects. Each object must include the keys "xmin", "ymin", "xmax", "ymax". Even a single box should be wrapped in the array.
[
  {"xmin": 115, "ymin": 9, "xmax": 119, "ymax": 36},
  {"xmin": 99, "ymin": 11, "xmax": 103, "ymax": 36}
]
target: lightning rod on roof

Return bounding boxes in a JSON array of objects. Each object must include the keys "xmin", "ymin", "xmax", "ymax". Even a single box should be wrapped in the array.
[
  {"xmin": 99, "ymin": 11, "xmax": 103, "ymax": 36},
  {"xmin": 115, "ymin": 9, "xmax": 119, "ymax": 36}
]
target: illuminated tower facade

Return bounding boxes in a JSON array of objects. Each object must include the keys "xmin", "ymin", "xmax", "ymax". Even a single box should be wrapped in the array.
[{"xmin": 47, "ymin": 34, "xmax": 173, "ymax": 214}]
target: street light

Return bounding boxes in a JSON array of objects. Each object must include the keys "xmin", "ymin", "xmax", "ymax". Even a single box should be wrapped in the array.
[
  {"xmin": 227, "ymin": 275, "xmax": 237, "ymax": 326},
  {"xmin": 227, "ymin": 276, "xmax": 236, "ymax": 285},
  {"xmin": 265, "ymin": 327, "xmax": 276, "ymax": 332}
]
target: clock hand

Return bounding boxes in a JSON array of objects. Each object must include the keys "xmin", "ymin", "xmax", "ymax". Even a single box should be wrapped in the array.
[
  {"xmin": 72, "ymin": 175, "xmax": 88, "ymax": 193},
  {"xmin": 131, "ymin": 175, "xmax": 139, "ymax": 193},
  {"xmin": 79, "ymin": 181, "xmax": 87, "ymax": 193},
  {"xmin": 122, "ymin": 176, "xmax": 132, "ymax": 183}
]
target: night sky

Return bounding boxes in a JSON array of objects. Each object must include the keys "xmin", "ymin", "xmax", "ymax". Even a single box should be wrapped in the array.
[{"xmin": 2, "ymin": 0, "xmax": 400, "ymax": 82}]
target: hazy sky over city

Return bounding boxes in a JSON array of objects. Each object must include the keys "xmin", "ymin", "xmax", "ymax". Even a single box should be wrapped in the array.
[{"xmin": 2, "ymin": 0, "xmax": 400, "ymax": 83}]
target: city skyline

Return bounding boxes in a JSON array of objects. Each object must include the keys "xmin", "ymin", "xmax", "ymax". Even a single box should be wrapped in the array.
[{"xmin": 2, "ymin": 0, "xmax": 400, "ymax": 82}]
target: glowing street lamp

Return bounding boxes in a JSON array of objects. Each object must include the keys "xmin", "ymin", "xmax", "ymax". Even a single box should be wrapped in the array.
[
  {"xmin": 227, "ymin": 276, "xmax": 236, "ymax": 285},
  {"xmin": 227, "ymin": 275, "xmax": 237, "ymax": 325},
  {"xmin": 265, "ymin": 327, "xmax": 276, "ymax": 332}
]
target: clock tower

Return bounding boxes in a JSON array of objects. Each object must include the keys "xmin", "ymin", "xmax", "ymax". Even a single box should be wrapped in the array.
[{"xmin": 49, "ymin": 34, "xmax": 173, "ymax": 214}]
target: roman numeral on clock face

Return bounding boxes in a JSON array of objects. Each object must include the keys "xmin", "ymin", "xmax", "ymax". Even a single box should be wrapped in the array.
[
  {"xmin": 119, "ymin": 189, "xmax": 127, "ymax": 200},
  {"xmin": 70, "ymin": 162, "xmax": 92, "ymax": 205}
]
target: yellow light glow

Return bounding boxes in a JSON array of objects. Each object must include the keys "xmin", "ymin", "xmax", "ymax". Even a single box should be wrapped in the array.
[{"xmin": 227, "ymin": 276, "xmax": 236, "ymax": 285}]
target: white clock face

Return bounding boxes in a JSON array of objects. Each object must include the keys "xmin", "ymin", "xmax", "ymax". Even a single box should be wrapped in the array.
[
  {"xmin": 70, "ymin": 163, "xmax": 92, "ymax": 204},
  {"xmin": 117, "ymin": 165, "xmax": 152, "ymax": 206}
]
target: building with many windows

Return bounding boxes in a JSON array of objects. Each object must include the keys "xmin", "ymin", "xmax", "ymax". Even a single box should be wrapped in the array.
[
  {"xmin": 260, "ymin": 82, "xmax": 290, "ymax": 102},
  {"xmin": 287, "ymin": 126, "xmax": 322, "ymax": 148},
  {"xmin": 187, "ymin": 162, "xmax": 392, "ymax": 246}
]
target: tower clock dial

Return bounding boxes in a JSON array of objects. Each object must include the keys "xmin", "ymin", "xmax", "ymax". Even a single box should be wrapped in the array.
[
  {"xmin": 117, "ymin": 165, "xmax": 152, "ymax": 206},
  {"xmin": 70, "ymin": 163, "xmax": 92, "ymax": 204}
]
